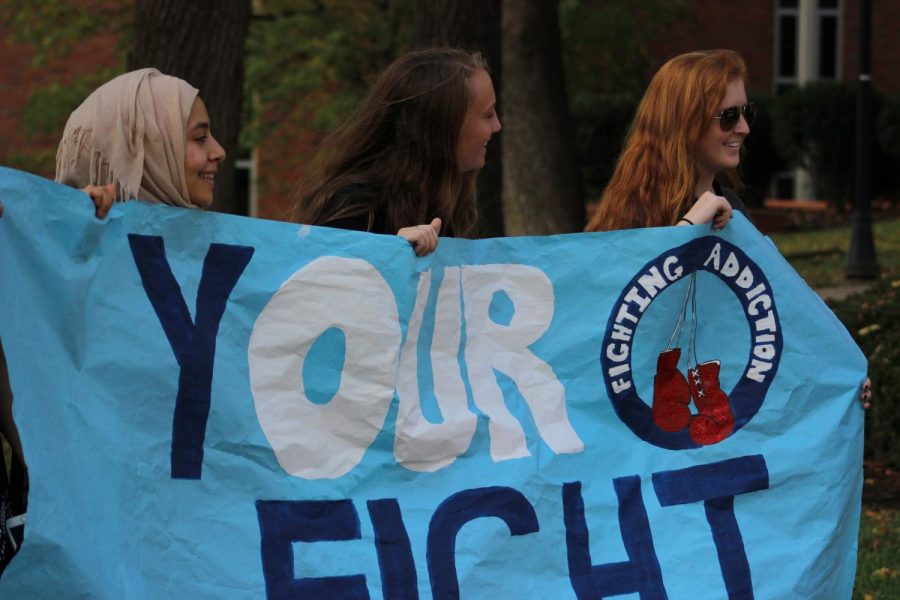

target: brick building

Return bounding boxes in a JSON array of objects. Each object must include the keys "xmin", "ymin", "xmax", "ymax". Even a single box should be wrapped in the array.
[
  {"xmin": 2, "ymin": 0, "xmax": 898, "ymax": 217},
  {"xmin": 650, "ymin": 0, "xmax": 900, "ymax": 96},
  {"xmin": 0, "ymin": 31, "xmax": 121, "ymax": 181}
]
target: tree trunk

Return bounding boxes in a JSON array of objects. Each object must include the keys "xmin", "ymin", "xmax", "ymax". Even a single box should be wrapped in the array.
[
  {"xmin": 412, "ymin": 0, "xmax": 504, "ymax": 238},
  {"xmin": 128, "ymin": 0, "xmax": 251, "ymax": 215},
  {"xmin": 501, "ymin": 0, "xmax": 583, "ymax": 234}
]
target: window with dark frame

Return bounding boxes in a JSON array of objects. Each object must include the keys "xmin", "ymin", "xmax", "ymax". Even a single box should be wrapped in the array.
[
  {"xmin": 772, "ymin": 0, "xmax": 842, "ymax": 198},
  {"xmin": 775, "ymin": 0, "xmax": 799, "ymax": 95},
  {"xmin": 817, "ymin": 0, "xmax": 840, "ymax": 80}
]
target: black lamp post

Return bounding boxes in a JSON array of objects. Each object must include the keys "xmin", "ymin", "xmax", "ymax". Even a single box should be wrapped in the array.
[{"xmin": 844, "ymin": 0, "xmax": 880, "ymax": 279}]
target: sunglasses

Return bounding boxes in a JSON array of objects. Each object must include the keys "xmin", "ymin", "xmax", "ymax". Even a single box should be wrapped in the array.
[{"xmin": 713, "ymin": 102, "xmax": 756, "ymax": 132}]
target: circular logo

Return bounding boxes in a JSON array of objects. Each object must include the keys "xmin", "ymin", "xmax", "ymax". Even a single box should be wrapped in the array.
[{"xmin": 601, "ymin": 237, "xmax": 782, "ymax": 449}]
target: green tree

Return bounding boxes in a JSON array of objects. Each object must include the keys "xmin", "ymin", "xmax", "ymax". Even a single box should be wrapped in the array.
[
  {"xmin": 0, "ymin": 0, "xmax": 130, "ymax": 174},
  {"xmin": 0, "ymin": 0, "xmax": 131, "ymax": 65},
  {"xmin": 245, "ymin": 0, "xmax": 411, "ymax": 139},
  {"xmin": 243, "ymin": 1, "xmax": 412, "ymax": 208},
  {"xmin": 560, "ymin": 0, "xmax": 692, "ymax": 108}
]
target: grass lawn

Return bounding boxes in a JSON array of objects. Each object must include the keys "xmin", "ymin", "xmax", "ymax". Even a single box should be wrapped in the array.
[
  {"xmin": 855, "ymin": 462, "xmax": 900, "ymax": 599},
  {"xmin": 773, "ymin": 216, "xmax": 900, "ymax": 599},
  {"xmin": 855, "ymin": 507, "xmax": 900, "ymax": 598},
  {"xmin": 770, "ymin": 217, "xmax": 900, "ymax": 287}
]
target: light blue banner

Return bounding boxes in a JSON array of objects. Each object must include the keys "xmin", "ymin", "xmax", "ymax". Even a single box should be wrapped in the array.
[{"xmin": 0, "ymin": 167, "xmax": 865, "ymax": 598}]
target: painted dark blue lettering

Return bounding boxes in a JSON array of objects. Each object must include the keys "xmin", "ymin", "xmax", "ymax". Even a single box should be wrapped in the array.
[
  {"xmin": 128, "ymin": 234, "xmax": 253, "ymax": 479},
  {"xmin": 256, "ymin": 499, "xmax": 369, "ymax": 599},
  {"xmin": 367, "ymin": 499, "xmax": 418, "ymax": 599},
  {"xmin": 427, "ymin": 486, "xmax": 539, "ymax": 599},
  {"xmin": 652, "ymin": 454, "xmax": 769, "ymax": 599},
  {"xmin": 563, "ymin": 478, "xmax": 667, "ymax": 599}
]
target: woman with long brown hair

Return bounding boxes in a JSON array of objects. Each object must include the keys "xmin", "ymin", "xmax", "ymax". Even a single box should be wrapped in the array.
[
  {"xmin": 288, "ymin": 47, "xmax": 501, "ymax": 255},
  {"xmin": 586, "ymin": 49, "xmax": 749, "ymax": 232}
]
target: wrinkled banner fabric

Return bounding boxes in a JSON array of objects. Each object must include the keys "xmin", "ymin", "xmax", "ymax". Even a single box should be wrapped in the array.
[{"xmin": 0, "ymin": 167, "xmax": 865, "ymax": 599}]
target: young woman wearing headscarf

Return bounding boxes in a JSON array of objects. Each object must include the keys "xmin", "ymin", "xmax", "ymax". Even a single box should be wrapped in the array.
[
  {"xmin": 56, "ymin": 67, "xmax": 225, "ymax": 213},
  {"xmin": 0, "ymin": 68, "xmax": 226, "ymax": 574}
]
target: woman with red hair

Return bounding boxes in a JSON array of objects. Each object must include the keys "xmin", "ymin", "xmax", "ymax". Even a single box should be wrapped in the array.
[
  {"xmin": 586, "ymin": 49, "xmax": 750, "ymax": 232},
  {"xmin": 587, "ymin": 49, "xmax": 871, "ymax": 435}
]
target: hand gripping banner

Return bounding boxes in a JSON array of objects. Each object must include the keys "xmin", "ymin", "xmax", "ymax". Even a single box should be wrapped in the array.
[{"xmin": 0, "ymin": 167, "xmax": 866, "ymax": 599}]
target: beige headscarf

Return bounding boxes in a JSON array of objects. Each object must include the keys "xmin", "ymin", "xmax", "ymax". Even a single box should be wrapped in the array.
[{"xmin": 55, "ymin": 68, "xmax": 200, "ymax": 208}]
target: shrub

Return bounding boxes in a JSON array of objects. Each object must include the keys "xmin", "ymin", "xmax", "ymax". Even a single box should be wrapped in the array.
[
  {"xmin": 740, "ymin": 94, "xmax": 788, "ymax": 207},
  {"xmin": 771, "ymin": 82, "xmax": 858, "ymax": 207},
  {"xmin": 829, "ymin": 282, "xmax": 900, "ymax": 468},
  {"xmin": 570, "ymin": 94, "xmax": 637, "ymax": 202},
  {"xmin": 771, "ymin": 81, "xmax": 896, "ymax": 208},
  {"xmin": 877, "ymin": 95, "xmax": 900, "ymax": 163},
  {"xmin": 876, "ymin": 96, "xmax": 900, "ymax": 202}
]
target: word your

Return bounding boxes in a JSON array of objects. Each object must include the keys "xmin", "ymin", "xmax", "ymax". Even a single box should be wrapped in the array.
[{"xmin": 128, "ymin": 236, "xmax": 583, "ymax": 481}]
